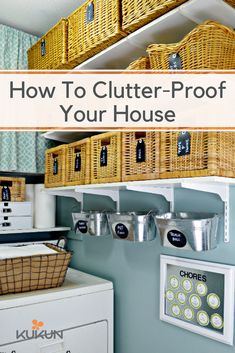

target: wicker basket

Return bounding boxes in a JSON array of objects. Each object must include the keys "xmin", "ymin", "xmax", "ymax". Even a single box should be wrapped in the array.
[
  {"xmin": 122, "ymin": 0, "xmax": 187, "ymax": 33},
  {"xmin": 0, "ymin": 244, "xmax": 72, "ymax": 295},
  {"xmin": 91, "ymin": 132, "xmax": 122, "ymax": 184},
  {"xmin": 126, "ymin": 56, "xmax": 150, "ymax": 70},
  {"xmin": 147, "ymin": 21, "xmax": 235, "ymax": 70},
  {"xmin": 122, "ymin": 132, "xmax": 160, "ymax": 181},
  {"xmin": 28, "ymin": 19, "xmax": 72, "ymax": 70},
  {"xmin": 225, "ymin": 0, "xmax": 235, "ymax": 7},
  {"xmin": 0, "ymin": 177, "xmax": 25, "ymax": 202},
  {"xmin": 65, "ymin": 138, "xmax": 91, "ymax": 186},
  {"xmin": 44, "ymin": 145, "xmax": 67, "ymax": 188},
  {"xmin": 68, "ymin": 0, "xmax": 126, "ymax": 67},
  {"xmin": 160, "ymin": 131, "xmax": 235, "ymax": 179}
]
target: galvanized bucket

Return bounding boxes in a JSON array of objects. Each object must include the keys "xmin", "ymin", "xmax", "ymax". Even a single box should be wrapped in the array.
[
  {"xmin": 72, "ymin": 212, "xmax": 90, "ymax": 236},
  {"xmin": 107, "ymin": 212, "xmax": 157, "ymax": 242},
  {"xmin": 88, "ymin": 211, "xmax": 110, "ymax": 237},
  {"xmin": 154, "ymin": 212, "xmax": 219, "ymax": 251}
]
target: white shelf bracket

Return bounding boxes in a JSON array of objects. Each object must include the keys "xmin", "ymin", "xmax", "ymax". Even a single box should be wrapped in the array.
[
  {"xmin": 181, "ymin": 182, "xmax": 230, "ymax": 243},
  {"xmin": 47, "ymin": 189, "xmax": 84, "ymax": 210},
  {"xmin": 76, "ymin": 188, "xmax": 120, "ymax": 212},
  {"xmin": 126, "ymin": 186, "xmax": 175, "ymax": 212}
]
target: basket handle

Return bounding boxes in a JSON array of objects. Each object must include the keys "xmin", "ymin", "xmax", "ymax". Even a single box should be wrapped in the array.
[{"xmin": 56, "ymin": 236, "xmax": 67, "ymax": 249}]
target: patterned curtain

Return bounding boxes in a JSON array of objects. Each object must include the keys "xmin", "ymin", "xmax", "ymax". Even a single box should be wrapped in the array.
[
  {"xmin": 0, "ymin": 25, "xmax": 53, "ymax": 173},
  {"xmin": 0, "ymin": 24, "xmax": 38, "ymax": 69},
  {"xmin": 0, "ymin": 132, "xmax": 53, "ymax": 173}
]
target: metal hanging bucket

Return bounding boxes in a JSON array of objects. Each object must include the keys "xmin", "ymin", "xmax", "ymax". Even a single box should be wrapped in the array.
[
  {"xmin": 154, "ymin": 212, "xmax": 219, "ymax": 251},
  {"xmin": 107, "ymin": 211, "xmax": 157, "ymax": 242},
  {"xmin": 72, "ymin": 212, "xmax": 90, "ymax": 236},
  {"xmin": 88, "ymin": 211, "xmax": 111, "ymax": 236}
]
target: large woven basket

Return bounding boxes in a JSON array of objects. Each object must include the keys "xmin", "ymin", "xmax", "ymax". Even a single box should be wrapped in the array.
[
  {"xmin": 122, "ymin": 0, "xmax": 187, "ymax": 33},
  {"xmin": 225, "ymin": 0, "xmax": 235, "ymax": 7},
  {"xmin": 122, "ymin": 132, "xmax": 160, "ymax": 181},
  {"xmin": 126, "ymin": 56, "xmax": 150, "ymax": 70},
  {"xmin": 147, "ymin": 21, "xmax": 235, "ymax": 70},
  {"xmin": 91, "ymin": 132, "xmax": 122, "ymax": 184},
  {"xmin": 160, "ymin": 131, "xmax": 235, "ymax": 179},
  {"xmin": 45, "ymin": 145, "xmax": 67, "ymax": 188},
  {"xmin": 28, "ymin": 19, "xmax": 72, "ymax": 70},
  {"xmin": 65, "ymin": 138, "xmax": 91, "ymax": 186},
  {"xmin": 0, "ymin": 244, "xmax": 72, "ymax": 295},
  {"xmin": 68, "ymin": 0, "xmax": 126, "ymax": 67},
  {"xmin": 0, "ymin": 177, "xmax": 25, "ymax": 202}
]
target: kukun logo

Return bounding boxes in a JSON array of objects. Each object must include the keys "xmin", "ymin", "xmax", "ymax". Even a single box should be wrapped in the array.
[{"xmin": 16, "ymin": 320, "xmax": 63, "ymax": 340}]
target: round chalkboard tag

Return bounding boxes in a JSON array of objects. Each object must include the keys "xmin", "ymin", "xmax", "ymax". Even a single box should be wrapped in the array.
[
  {"xmin": 115, "ymin": 223, "xmax": 129, "ymax": 239},
  {"xmin": 76, "ymin": 220, "xmax": 88, "ymax": 234},
  {"xmin": 167, "ymin": 230, "xmax": 187, "ymax": 248}
]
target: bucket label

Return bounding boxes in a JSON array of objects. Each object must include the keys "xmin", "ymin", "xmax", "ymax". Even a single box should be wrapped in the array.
[
  {"xmin": 167, "ymin": 230, "xmax": 187, "ymax": 248},
  {"xmin": 100, "ymin": 146, "xmax": 108, "ymax": 167},
  {"xmin": 136, "ymin": 139, "xmax": 146, "ymax": 163},
  {"xmin": 177, "ymin": 131, "xmax": 191, "ymax": 156},
  {"xmin": 115, "ymin": 223, "xmax": 129, "ymax": 239},
  {"xmin": 169, "ymin": 53, "xmax": 182, "ymax": 70},
  {"xmin": 76, "ymin": 220, "xmax": 88, "ymax": 234},
  {"xmin": 41, "ymin": 39, "xmax": 46, "ymax": 57},
  {"xmin": 86, "ymin": 2, "xmax": 94, "ymax": 23},
  {"xmin": 75, "ymin": 152, "xmax": 81, "ymax": 171}
]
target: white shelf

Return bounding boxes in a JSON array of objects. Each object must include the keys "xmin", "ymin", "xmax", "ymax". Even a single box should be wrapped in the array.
[
  {"xmin": 43, "ymin": 131, "xmax": 104, "ymax": 143},
  {"xmin": 46, "ymin": 177, "xmax": 235, "ymax": 243},
  {"xmin": 74, "ymin": 0, "xmax": 235, "ymax": 70},
  {"xmin": 0, "ymin": 227, "xmax": 70, "ymax": 235},
  {"xmin": 46, "ymin": 177, "xmax": 235, "ymax": 192}
]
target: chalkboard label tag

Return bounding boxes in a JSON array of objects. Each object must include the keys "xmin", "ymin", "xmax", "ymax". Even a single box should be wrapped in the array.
[
  {"xmin": 177, "ymin": 131, "xmax": 191, "ymax": 156},
  {"xmin": 169, "ymin": 53, "xmax": 182, "ymax": 70},
  {"xmin": 136, "ymin": 139, "xmax": 146, "ymax": 163},
  {"xmin": 86, "ymin": 2, "xmax": 94, "ymax": 23},
  {"xmin": 167, "ymin": 230, "xmax": 187, "ymax": 248},
  {"xmin": 41, "ymin": 39, "xmax": 46, "ymax": 57},
  {"xmin": 75, "ymin": 152, "xmax": 81, "ymax": 171},
  {"xmin": 53, "ymin": 158, "xmax": 58, "ymax": 175},
  {"xmin": 2, "ymin": 186, "xmax": 11, "ymax": 202},
  {"xmin": 76, "ymin": 220, "xmax": 88, "ymax": 234},
  {"xmin": 115, "ymin": 223, "xmax": 129, "ymax": 239},
  {"xmin": 100, "ymin": 146, "xmax": 108, "ymax": 167}
]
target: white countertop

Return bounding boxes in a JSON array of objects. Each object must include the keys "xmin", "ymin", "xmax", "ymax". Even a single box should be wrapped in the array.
[{"xmin": 0, "ymin": 268, "xmax": 113, "ymax": 309}]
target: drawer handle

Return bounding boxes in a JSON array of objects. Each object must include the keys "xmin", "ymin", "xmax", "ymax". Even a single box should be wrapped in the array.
[
  {"xmin": 2, "ymin": 208, "xmax": 12, "ymax": 213},
  {"xmin": 2, "ymin": 222, "xmax": 11, "ymax": 227}
]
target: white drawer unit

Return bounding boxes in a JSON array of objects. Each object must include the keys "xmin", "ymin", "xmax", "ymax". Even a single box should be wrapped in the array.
[
  {"xmin": 0, "ymin": 268, "xmax": 113, "ymax": 353},
  {"xmin": 0, "ymin": 202, "xmax": 32, "ymax": 216},
  {"xmin": 0, "ymin": 216, "xmax": 32, "ymax": 230}
]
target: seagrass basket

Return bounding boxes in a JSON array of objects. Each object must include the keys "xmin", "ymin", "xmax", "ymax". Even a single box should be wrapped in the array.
[
  {"xmin": 91, "ymin": 132, "xmax": 122, "ymax": 184},
  {"xmin": 225, "ymin": 0, "xmax": 235, "ymax": 7},
  {"xmin": 0, "ymin": 177, "xmax": 25, "ymax": 202},
  {"xmin": 68, "ymin": 0, "xmax": 126, "ymax": 67},
  {"xmin": 122, "ymin": 0, "xmax": 187, "ymax": 33},
  {"xmin": 122, "ymin": 132, "xmax": 160, "ymax": 181},
  {"xmin": 160, "ymin": 131, "xmax": 235, "ymax": 179},
  {"xmin": 147, "ymin": 21, "xmax": 235, "ymax": 70},
  {"xmin": 126, "ymin": 56, "xmax": 150, "ymax": 70},
  {"xmin": 0, "ymin": 244, "xmax": 72, "ymax": 295},
  {"xmin": 65, "ymin": 138, "xmax": 91, "ymax": 186},
  {"xmin": 28, "ymin": 19, "xmax": 72, "ymax": 70},
  {"xmin": 45, "ymin": 145, "xmax": 67, "ymax": 188}
]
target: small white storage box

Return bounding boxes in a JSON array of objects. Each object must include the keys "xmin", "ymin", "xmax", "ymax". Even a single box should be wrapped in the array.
[
  {"xmin": 0, "ymin": 202, "xmax": 32, "ymax": 231},
  {"xmin": 0, "ymin": 202, "xmax": 32, "ymax": 216},
  {"xmin": 0, "ymin": 216, "xmax": 32, "ymax": 231}
]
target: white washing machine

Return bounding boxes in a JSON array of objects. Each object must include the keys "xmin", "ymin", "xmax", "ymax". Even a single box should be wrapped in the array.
[{"xmin": 0, "ymin": 268, "xmax": 113, "ymax": 353}]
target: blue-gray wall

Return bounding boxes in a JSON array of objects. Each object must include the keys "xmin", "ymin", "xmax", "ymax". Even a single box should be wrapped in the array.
[{"xmin": 57, "ymin": 186, "xmax": 235, "ymax": 353}]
